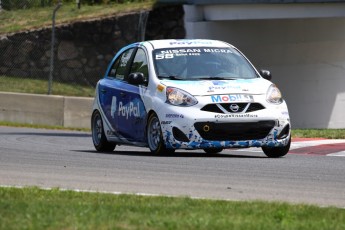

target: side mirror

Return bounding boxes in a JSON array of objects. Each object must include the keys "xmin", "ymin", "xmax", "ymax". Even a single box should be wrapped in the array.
[
  {"xmin": 259, "ymin": 70, "xmax": 272, "ymax": 81},
  {"xmin": 128, "ymin": 72, "xmax": 146, "ymax": 85}
]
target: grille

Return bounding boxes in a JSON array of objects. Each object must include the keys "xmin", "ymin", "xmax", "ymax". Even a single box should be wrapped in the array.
[
  {"xmin": 172, "ymin": 127, "xmax": 190, "ymax": 142},
  {"xmin": 220, "ymin": 103, "xmax": 248, "ymax": 113},
  {"xmin": 194, "ymin": 120, "xmax": 276, "ymax": 141},
  {"xmin": 246, "ymin": 103, "xmax": 265, "ymax": 112},
  {"xmin": 201, "ymin": 103, "xmax": 265, "ymax": 113},
  {"xmin": 200, "ymin": 104, "xmax": 223, "ymax": 113}
]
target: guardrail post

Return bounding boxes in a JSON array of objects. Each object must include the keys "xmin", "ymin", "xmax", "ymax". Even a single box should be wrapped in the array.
[
  {"xmin": 48, "ymin": 0, "xmax": 62, "ymax": 95},
  {"xmin": 76, "ymin": 0, "xmax": 81, "ymax": 9}
]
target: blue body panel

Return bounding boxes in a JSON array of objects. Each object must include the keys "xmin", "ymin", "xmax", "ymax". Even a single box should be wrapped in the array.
[{"xmin": 98, "ymin": 78, "xmax": 147, "ymax": 142}]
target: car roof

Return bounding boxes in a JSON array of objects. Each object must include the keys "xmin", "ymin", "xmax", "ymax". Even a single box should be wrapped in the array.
[{"xmin": 144, "ymin": 39, "xmax": 233, "ymax": 49}]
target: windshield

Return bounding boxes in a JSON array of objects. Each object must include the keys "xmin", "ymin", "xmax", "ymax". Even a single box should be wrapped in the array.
[{"xmin": 153, "ymin": 47, "xmax": 258, "ymax": 80}]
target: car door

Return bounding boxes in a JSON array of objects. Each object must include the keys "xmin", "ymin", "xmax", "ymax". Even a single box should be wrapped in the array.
[
  {"xmin": 115, "ymin": 48, "xmax": 148, "ymax": 143},
  {"xmin": 99, "ymin": 47, "xmax": 148, "ymax": 143},
  {"xmin": 98, "ymin": 48, "xmax": 136, "ymax": 141}
]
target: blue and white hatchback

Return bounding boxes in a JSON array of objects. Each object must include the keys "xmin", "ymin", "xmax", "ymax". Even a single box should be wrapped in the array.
[{"xmin": 91, "ymin": 39, "xmax": 291, "ymax": 157}]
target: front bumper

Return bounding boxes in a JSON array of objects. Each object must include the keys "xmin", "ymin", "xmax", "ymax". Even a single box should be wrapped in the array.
[{"xmin": 157, "ymin": 102, "xmax": 291, "ymax": 150}]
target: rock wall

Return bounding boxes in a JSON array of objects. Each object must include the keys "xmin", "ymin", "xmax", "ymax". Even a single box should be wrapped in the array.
[{"xmin": 0, "ymin": 4, "xmax": 185, "ymax": 86}]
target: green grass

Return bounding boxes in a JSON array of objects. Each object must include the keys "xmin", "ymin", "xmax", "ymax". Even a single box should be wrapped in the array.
[
  {"xmin": 0, "ymin": 187, "xmax": 344, "ymax": 230},
  {"xmin": 0, "ymin": 1, "xmax": 155, "ymax": 34},
  {"xmin": 292, "ymin": 129, "xmax": 345, "ymax": 139},
  {"xmin": 0, "ymin": 76, "xmax": 95, "ymax": 97},
  {"xmin": 0, "ymin": 120, "xmax": 90, "ymax": 132}
]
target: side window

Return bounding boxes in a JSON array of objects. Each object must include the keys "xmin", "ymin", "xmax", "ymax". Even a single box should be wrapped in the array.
[
  {"xmin": 130, "ymin": 48, "xmax": 149, "ymax": 84},
  {"xmin": 108, "ymin": 58, "xmax": 120, "ymax": 78},
  {"xmin": 109, "ymin": 48, "xmax": 134, "ymax": 80}
]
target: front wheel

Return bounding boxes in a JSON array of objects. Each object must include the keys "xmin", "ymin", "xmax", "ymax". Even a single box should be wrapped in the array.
[
  {"xmin": 147, "ymin": 113, "xmax": 175, "ymax": 154},
  {"xmin": 261, "ymin": 138, "xmax": 291, "ymax": 158},
  {"xmin": 91, "ymin": 110, "xmax": 116, "ymax": 152}
]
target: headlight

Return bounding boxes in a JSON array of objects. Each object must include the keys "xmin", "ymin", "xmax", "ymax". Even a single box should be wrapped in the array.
[
  {"xmin": 266, "ymin": 84, "xmax": 283, "ymax": 104},
  {"xmin": 166, "ymin": 87, "xmax": 198, "ymax": 106}
]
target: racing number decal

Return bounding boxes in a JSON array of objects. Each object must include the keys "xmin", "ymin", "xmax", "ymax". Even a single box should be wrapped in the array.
[{"xmin": 155, "ymin": 54, "xmax": 174, "ymax": 59}]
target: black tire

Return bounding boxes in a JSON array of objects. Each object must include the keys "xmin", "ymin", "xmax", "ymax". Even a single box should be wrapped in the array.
[
  {"xmin": 203, "ymin": 148, "xmax": 223, "ymax": 154},
  {"xmin": 91, "ymin": 110, "xmax": 116, "ymax": 152},
  {"xmin": 262, "ymin": 138, "xmax": 291, "ymax": 158},
  {"xmin": 147, "ymin": 113, "xmax": 175, "ymax": 154}
]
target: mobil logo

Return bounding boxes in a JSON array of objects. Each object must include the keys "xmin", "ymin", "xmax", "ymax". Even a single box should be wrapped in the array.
[{"xmin": 211, "ymin": 94, "xmax": 253, "ymax": 103}]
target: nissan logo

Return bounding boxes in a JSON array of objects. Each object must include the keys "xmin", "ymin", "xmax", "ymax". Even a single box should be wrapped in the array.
[{"xmin": 229, "ymin": 104, "xmax": 240, "ymax": 112}]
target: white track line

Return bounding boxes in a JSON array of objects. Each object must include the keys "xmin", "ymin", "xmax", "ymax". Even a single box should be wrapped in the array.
[
  {"xmin": 327, "ymin": 151, "xmax": 345, "ymax": 157},
  {"xmin": 230, "ymin": 139, "xmax": 345, "ymax": 156},
  {"xmin": 291, "ymin": 139, "xmax": 345, "ymax": 150}
]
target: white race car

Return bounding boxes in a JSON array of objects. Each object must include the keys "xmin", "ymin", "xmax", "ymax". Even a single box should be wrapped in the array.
[{"xmin": 91, "ymin": 39, "xmax": 291, "ymax": 157}]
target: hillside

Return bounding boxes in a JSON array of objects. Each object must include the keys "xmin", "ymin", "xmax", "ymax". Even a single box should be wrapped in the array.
[{"xmin": 0, "ymin": 1, "xmax": 155, "ymax": 35}]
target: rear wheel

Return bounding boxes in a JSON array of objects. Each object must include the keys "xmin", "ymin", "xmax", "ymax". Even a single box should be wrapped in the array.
[
  {"xmin": 262, "ymin": 138, "xmax": 291, "ymax": 158},
  {"xmin": 91, "ymin": 110, "xmax": 116, "ymax": 152},
  {"xmin": 203, "ymin": 148, "xmax": 223, "ymax": 154},
  {"xmin": 147, "ymin": 113, "xmax": 175, "ymax": 154}
]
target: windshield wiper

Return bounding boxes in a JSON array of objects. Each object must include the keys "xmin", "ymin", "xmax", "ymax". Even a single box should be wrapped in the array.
[
  {"xmin": 158, "ymin": 75, "xmax": 185, "ymax": 80},
  {"xmin": 197, "ymin": 77, "xmax": 237, "ymax": 80}
]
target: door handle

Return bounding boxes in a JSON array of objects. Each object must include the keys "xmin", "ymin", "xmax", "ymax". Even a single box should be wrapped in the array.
[
  {"xmin": 100, "ymin": 89, "xmax": 106, "ymax": 94},
  {"xmin": 120, "ymin": 92, "xmax": 126, "ymax": 98}
]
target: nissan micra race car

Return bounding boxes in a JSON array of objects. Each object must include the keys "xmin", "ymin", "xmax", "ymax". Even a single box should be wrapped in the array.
[{"xmin": 91, "ymin": 39, "xmax": 291, "ymax": 157}]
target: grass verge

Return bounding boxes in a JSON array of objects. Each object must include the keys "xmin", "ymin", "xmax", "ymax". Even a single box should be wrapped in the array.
[
  {"xmin": 0, "ymin": 76, "xmax": 95, "ymax": 97},
  {"xmin": 0, "ymin": 187, "xmax": 344, "ymax": 230},
  {"xmin": 0, "ymin": 121, "xmax": 90, "ymax": 132},
  {"xmin": 292, "ymin": 129, "xmax": 345, "ymax": 139},
  {"xmin": 0, "ymin": 1, "xmax": 155, "ymax": 34}
]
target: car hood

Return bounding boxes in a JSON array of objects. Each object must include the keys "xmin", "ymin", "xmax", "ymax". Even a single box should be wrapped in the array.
[{"xmin": 160, "ymin": 78, "xmax": 271, "ymax": 95}]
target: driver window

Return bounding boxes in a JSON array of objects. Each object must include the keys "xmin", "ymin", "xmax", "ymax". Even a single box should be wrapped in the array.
[
  {"xmin": 130, "ymin": 48, "xmax": 149, "ymax": 84},
  {"xmin": 108, "ymin": 58, "xmax": 120, "ymax": 78},
  {"xmin": 109, "ymin": 48, "xmax": 134, "ymax": 81}
]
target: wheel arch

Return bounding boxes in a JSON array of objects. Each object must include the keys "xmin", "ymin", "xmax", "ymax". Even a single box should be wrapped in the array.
[
  {"xmin": 91, "ymin": 109, "xmax": 116, "ymax": 152},
  {"xmin": 91, "ymin": 108, "xmax": 99, "ymax": 118},
  {"xmin": 145, "ymin": 109, "xmax": 158, "ymax": 142}
]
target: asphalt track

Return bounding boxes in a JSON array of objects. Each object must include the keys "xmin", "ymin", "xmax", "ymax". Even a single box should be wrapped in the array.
[{"xmin": 1, "ymin": 126, "xmax": 345, "ymax": 208}]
